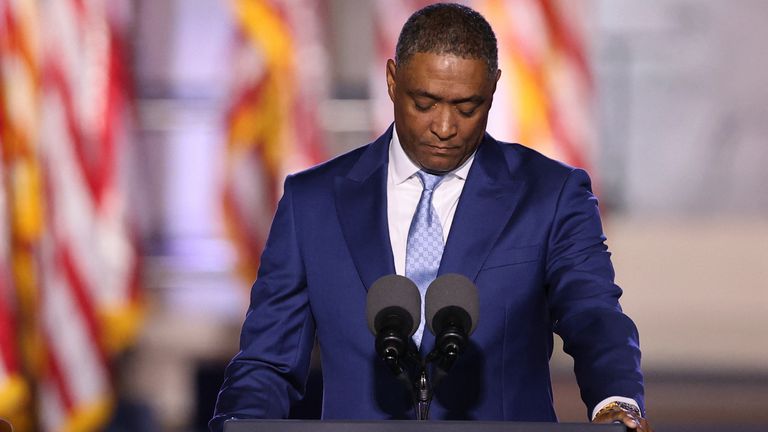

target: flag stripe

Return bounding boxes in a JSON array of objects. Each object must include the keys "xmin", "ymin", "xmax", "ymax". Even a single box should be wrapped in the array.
[
  {"xmin": 539, "ymin": 0, "xmax": 591, "ymax": 84},
  {"xmin": 59, "ymin": 244, "xmax": 108, "ymax": 365},
  {"xmin": 0, "ymin": 277, "xmax": 17, "ymax": 375},
  {"xmin": 46, "ymin": 63, "xmax": 107, "ymax": 202},
  {"xmin": 43, "ymin": 334, "xmax": 74, "ymax": 412}
]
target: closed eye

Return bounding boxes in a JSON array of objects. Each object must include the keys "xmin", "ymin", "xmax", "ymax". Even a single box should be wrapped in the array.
[
  {"xmin": 414, "ymin": 102, "xmax": 434, "ymax": 111},
  {"xmin": 457, "ymin": 107, "xmax": 477, "ymax": 117},
  {"xmin": 456, "ymin": 102, "xmax": 480, "ymax": 117}
]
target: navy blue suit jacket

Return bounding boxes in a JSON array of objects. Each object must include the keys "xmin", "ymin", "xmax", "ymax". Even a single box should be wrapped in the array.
[{"xmin": 210, "ymin": 128, "xmax": 644, "ymax": 430}]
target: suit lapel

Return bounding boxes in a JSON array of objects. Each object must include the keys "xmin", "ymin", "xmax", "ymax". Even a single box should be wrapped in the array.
[
  {"xmin": 335, "ymin": 129, "xmax": 396, "ymax": 291},
  {"xmin": 440, "ymin": 135, "xmax": 527, "ymax": 280},
  {"xmin": 420, "ymin": 135, "xmax": 527, "ymax": 354}
]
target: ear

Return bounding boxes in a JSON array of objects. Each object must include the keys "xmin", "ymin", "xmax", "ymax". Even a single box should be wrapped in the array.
[
  {"xmin": 386, "ymin": 59, "xmax": 397, "ymax": 102},
  {"xmin": 488, "ymin": 69, "xmax": 502, "ymax": 109}
]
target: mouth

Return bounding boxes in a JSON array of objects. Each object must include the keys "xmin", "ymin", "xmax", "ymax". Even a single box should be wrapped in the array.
[{"xmin": 424, "ymin": 143, "xmax": 461, "ymax": 152}]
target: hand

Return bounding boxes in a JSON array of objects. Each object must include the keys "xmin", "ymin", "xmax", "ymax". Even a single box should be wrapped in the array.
[{"xmin": 592, "ymin": 406, "xmax": 654, "ymax": 431}]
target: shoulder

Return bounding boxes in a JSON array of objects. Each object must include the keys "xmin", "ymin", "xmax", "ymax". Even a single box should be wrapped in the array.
[
  {"xmin": 497, "ymin": 139, "xmax": 576, "ymax": 175},
  {"xmin": 487, "ymin": 136, "xmax": 588, "ymax": 184},
  {"xmin": 287, "ymin": 128, "xmax": 391, "ymax": 191},
  {"xmin": 289, "ymin": 144, "xmax": 371, "ymax": 185},
  {"xmin": 281, "ymin": 141, "xmax": 386, "ymax": 211}
]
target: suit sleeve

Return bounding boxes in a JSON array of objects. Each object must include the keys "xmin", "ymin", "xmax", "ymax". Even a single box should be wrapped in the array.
[
  {"xmin": 544, "ymin": 168, "xmax": 644, "ymax": 419},
  {"xmin": 210, "ymin": 176, "xmax": 316, "ymax": 431}
]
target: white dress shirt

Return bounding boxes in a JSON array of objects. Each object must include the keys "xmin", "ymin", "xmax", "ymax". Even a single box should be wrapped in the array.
[{"xmin": 386, "ymin": 130, "xmax": 474, "ymax": 275}]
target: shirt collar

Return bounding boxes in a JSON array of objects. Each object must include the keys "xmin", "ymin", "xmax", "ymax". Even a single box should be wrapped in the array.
[{"xmin": 389, "ymin": 128, "xmax": 475, "ymax": 185}]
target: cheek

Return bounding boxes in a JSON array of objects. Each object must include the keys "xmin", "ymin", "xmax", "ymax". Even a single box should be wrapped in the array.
[
  {"xmin": 400, "ymin": 113, "xmax": 432, "ymax": 135},
  {"xmin": 457, "ymin": 119, "xmax": 482, "ymax": 137},
  {"xmin": 462, "ymin": 115, "xmax": 490, "ymax": 137}
]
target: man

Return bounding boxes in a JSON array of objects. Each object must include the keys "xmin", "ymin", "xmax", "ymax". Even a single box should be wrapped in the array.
[{"xmin": 211, "ymin": 3, "xmax": 652, "ymax": 431}]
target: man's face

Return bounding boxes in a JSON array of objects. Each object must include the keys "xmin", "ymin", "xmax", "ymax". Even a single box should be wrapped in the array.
[{"xmin": 387, "ymin": 52, "xmax": 501, "ymax": 174}]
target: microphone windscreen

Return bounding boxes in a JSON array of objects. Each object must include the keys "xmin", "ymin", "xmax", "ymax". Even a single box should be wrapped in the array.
[
  {"xmin": 425, "ymin": 273, "xmax": 479, "ymax": 335},
  {"xmin": 366, "ymin": 274, "xmax": 421, "ymax": 336}
]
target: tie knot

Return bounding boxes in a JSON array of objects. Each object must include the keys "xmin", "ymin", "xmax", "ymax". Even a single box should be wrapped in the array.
[{"xmin": 416, "ymin": 171, "xmax": 445, "ymax": 191}]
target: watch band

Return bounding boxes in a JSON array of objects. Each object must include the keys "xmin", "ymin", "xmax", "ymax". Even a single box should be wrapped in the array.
[{"xmin": 595, "ymin": 400, "xmax": 642, "ymax": 418}]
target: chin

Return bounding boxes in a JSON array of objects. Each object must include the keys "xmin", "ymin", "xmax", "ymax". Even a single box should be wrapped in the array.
[{"xmin": 419, "ymin": 162, "xmax": 456, "ymax": 174}]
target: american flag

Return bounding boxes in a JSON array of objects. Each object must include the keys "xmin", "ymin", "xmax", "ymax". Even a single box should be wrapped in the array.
[
  {"xmin": 477, "ymin": 0, "xmax": 595, "ymax": 171},
  {"xmin": 371, "ymin": 0, "xmax": 595, "ymax": 171},
  {"xmin": 222, "ymin": 0, "xmax": 327, "ymax": 283},
  {"xmin": 0, "ymin": 159, "xmax": 28, "ymax": 428},
  {"xmin": 0, "ymin": 0, "xmax": 141, "ymax": 430},
  {"xmin": 0, "ymin": 0, "xmax": 43, "ymax": 428},
  {"xmin": 370, "ymin": 0, "xmax": 436, "ymax": 133}
]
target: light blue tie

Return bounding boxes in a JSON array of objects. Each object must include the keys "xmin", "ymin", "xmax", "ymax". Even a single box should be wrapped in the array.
[{"xmin": 405, "ymin": 171, "xmax": 446, "ymax": 347}]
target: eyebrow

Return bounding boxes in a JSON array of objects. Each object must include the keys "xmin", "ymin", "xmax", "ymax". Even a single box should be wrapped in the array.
[{"xmin": 408, "ymin": 89, "xmax": 485, "ymax": 105}]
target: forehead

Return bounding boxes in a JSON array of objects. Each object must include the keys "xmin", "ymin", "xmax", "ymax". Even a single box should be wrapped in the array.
[{"xmin": 398, "ymin": 52, "xmax": 493, "ymax": 97}]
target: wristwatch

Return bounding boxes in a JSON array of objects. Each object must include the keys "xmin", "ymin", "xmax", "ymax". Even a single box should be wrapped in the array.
[{"xmin": 595, "ymin": 401, "xmax": 642, "ymax": 419}]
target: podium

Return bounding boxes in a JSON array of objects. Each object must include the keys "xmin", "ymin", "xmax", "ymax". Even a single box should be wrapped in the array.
[{"xmin": 224, "ymin": 420, "xmax": 626, "ymax": 432}]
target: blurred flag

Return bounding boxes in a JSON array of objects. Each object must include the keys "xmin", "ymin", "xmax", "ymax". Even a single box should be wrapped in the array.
[
  {"xmin": 0, "ymin": 0, "xmax": 42, "ymax": 428},
  {"xmin": 36, "ymin": 0, "xmax": 141, "ymax": 429},
  {"xmin": 1, "ymin": 0, "xmax": 141, "ymax": 430},
  {"xmin": 477, "ymin": 0, "xmax": 594, "ymax": 171},
  {"xmin": 370, "ymin": 0, "xmax": 435, "ymax": 133},
  {"xmin": 371, "ymin": 0, "xmax": 595, "ymax": 171},
  {"xmin": 223, "ymin": 0, "xmax": 327, "ymax": 282},
  {"xmin": 0, "ymin": 161, "xmax": 28, "ymax": 429}
]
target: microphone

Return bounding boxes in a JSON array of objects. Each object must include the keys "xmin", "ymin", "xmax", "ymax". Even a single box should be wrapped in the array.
[
  {"xmin": 366, "ymin": 275, "xmax": 421, "ymax": 370},
  {"xmin": 425, "ymin": 273, "xmax": 479, "ymax": 361}
]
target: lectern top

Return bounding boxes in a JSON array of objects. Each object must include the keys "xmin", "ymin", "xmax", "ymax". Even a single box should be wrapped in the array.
[{"xmin": 224, "ymin": 420, "xmax": 625, "ymax": 432}]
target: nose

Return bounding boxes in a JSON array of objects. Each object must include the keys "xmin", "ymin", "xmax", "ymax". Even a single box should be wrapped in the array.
[{"xmin": 430, "ymin": 104, "xmax": 458, "ymax": 140}]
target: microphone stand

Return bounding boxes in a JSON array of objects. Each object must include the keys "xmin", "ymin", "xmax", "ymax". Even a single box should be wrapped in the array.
[
  {"xmin": 415, "ymin": 363, "xmax": 431, "ymax": 420},
  {"xmin": 414, "ymin": 324, "xmax": 467, "ymax": 419},
  {"xmin": 412, "ymin": 342, "xmax": 455, "ymax": 421},
  {"xmin": 381, "ymin": 329, "xmax": 466, "ymax": 420},
  {"xmin": 387, "ymin": 347, "xmax": 433, "ymax": 420}
]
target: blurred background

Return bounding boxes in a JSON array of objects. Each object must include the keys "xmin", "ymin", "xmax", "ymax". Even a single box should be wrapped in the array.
[{"xmin": 1, "ymin": 0, "xmax": 766, "ymax": 431}]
